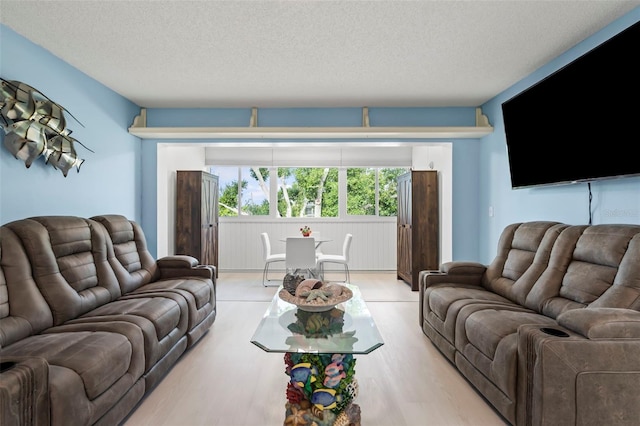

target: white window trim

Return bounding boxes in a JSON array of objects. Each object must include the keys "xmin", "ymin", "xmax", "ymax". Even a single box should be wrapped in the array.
[{"xmin": 214, "ymin": 166, "xmax": 407, "ymax": 222}]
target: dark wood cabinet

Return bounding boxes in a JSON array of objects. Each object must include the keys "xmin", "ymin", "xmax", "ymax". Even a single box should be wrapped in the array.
[
  {"xmin": 176, "ymin": 170, "xmax": 219, "ymax": 277},
  {"xmin": 397, "ymin": 170, "xmax": 439, "ymax": 291}
]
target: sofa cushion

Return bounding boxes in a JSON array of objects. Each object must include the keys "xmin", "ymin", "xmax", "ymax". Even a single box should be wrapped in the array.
[
  {"xmin": 527, "ymin": 225, "xmax": 640, "ymax": 318},
  {"xmin": 422, "ymin": 285, "xmax": 518, "ymax": 362},
  {"xmin": 72, "ymin": 292, "xmax": 188, "ymax": 373},
  {"xmin": 461, "ymin": 308, "xmax": 555, "ymax": 362},
  {"xmin": 15, "ymin": 332, "xmax": 131, "ymax": 399},
  {"xmin": 0, "ymin": 319, "xmax": 145, "ymax": 425},
  {"xmin": 84, "ymin": 297, "xmax": 182, "ymax": 343},
  {"xmin": 559, "ymin": 226, "xmax": 633, "ymax": 304},
  {"xmin": 456, "ymin": 306, "xmax": 556, "ymax": 400},
  {"xmin": 133, "ymin": 277, "xmax": 212, "ymax": 312},
  {"xmin": 483, "ymin": 222, "xmax": 567, "ymax": 306},
  {"xmin": 91, "ymin": 215, "xmax": 160, "ymax": 293},
  {"xmin": 591, "ymin": 231, "xmax": 640, "ymax": 310},
  {"xmin": 0, "ymin": 227, "xmax": 54, "ymax": 347},
  {"xmin": 4, "ymin": 217, "xmax": 122, "ymax": 325},
  {"xmin": 428, "ymin": 286, "xmax": 512, "ymax": 323},
  {"xmin": 130, "ymin": 277, "xmax": 215, "ymax": 336},
  {"xmin": 557, "ymin": 307, "xmax": 640, "ymax": 339}
]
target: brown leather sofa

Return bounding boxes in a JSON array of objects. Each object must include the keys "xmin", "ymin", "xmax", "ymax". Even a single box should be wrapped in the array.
[
  {"xmin": 420, "ymin": 221, "xmax": 640, "ymax": 426},
  {"xmin": 0, "ymin": 215, "xmax": 216, "ymax": 425}
]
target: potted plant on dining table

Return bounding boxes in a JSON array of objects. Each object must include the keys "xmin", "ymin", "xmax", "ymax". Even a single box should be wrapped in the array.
[{"xmin": 300, "ymin": 226, "xmax": 312, "ymax": 237}]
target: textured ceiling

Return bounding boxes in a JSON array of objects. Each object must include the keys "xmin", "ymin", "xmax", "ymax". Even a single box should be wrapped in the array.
[{"xmin": 1, "ymin": 1, "xmax": 638, "ymax": 108}]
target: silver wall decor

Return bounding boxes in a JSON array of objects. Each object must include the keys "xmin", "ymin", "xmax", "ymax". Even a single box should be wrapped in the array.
[{"xmin": 0, "ymin": 78, "xmax": 93, "ymax": 177}]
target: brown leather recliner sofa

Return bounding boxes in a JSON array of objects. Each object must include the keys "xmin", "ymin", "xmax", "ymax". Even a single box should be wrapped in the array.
[
  {"xmin": 0, "ymin": 215, "xmax": 216, "ymax": 425},
  {"xmin": 419, "ymin": 221, "xmax": 640, "ymax": 426}
]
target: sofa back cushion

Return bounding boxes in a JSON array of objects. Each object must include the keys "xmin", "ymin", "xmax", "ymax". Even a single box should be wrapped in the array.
[
  {"xmin": 583, "ymin": 228, "xmax": 640, "ymax": 311},
  {"xmin": 482, "ymin": 221, "xmax": 567, "ymax": 305},
  {"xmin": 91, "ymin": 215, "xmax": 160, "ymax": 294},
  {"xmin": 0, "ymin": 226, "xmax": 54, "ymax": 347},
  {"xmin": 527, "ymin": 224, "xmax": 640, "ymax": 318},
  {"xmin": 4, "ymin": 217, "xmax": 122, "ymax": 325}
]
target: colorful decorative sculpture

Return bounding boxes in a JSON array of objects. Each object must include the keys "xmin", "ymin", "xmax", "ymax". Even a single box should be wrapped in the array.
[
  {"xmin": 0, "ymin": 78, "xmax": 92, "ymax": 177},
  {"xmin": 284, "ymin": 352, "xmax": 361, "ymax": 426}
]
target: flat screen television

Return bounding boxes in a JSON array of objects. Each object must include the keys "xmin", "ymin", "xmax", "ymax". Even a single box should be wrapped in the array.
[{"xmin": 501, "ymin": 21, "xmax": 640, "ymax": 189}]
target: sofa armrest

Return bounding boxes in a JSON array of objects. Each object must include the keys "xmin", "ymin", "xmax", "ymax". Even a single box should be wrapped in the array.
[
  {"xmin": 441, "ymin": 261, "xmax": 487, "ymax": 276},
  {"xmin": 418, "ymin": 261, "xmax": 486, "ymax": 326},
  {"xmin": 516, "ymin": 323, "xmax": 640, "ymax": 426},
  {"xmin": 157, "ymin": 255, "xmax": 215, "ymax": 280},
  {"xmin": 422, "ymin": 261, "xmax": 486, "ymax": 289},
  {"xmin": 557, "ymin": 308, "xmax": 640, "ymax": 339},
  {"xmin": 157, "ymin": 255, "xmax": 199, "ymax": 268},
  {"xmin": 0, "ymin": 356, "xmax": 50, "ymax": 426}
]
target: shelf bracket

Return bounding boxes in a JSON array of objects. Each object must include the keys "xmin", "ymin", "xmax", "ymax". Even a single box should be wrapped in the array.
[
  {"xmin": 475, "ymin": 107, "xmax": 490, "ymax": 127},
  {"xmin": 250, "ymin": 107, "xmax": 258, "ymax": 127},
  {"xmin": 131, "ymin": 107, "xmax": 147, "ymax": 128},
  {"xmin": 362, "ymin": 107, "xmax": 370, "ymax": 127}
]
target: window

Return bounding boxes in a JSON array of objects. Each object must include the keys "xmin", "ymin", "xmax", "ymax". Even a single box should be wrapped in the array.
[
  {"xmin": 347, "ymin": 168, "xmax": 376, "ymax": 215},
  {"xmin": 210, "ymin": 166, "xmax": 270, "ymax": 217},
  {"xmin": 278, "ymin": 167, "xmax": 338, "ymax": 218},
  {"xmin": 378, "ymin": 168, "xmax": 409, "ymax": 216},
  {"xmin": 210, "ymin": 166, "xmax": 407, "ymax": 219},
  {"xmin": 347, "ymin": 167, "xmax": 408, "ymax": 216}
]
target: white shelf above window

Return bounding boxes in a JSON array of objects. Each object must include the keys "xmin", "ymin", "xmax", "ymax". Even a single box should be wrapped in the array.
[{"xmin": 128, "ymin": 107, "xmax": 493, "ymax": 140}]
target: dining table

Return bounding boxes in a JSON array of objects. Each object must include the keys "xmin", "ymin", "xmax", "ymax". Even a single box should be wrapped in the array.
[{"xmin": 279, "ymin": 235, "xmax": 332, "ymax": 249}]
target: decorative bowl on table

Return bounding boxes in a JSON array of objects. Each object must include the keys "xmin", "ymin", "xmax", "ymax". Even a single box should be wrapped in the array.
[{"xmin": 279, "ymin": 280, "xmax": 353, "ymax": 312}]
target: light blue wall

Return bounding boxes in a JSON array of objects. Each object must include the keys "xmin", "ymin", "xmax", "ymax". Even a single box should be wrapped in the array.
[
  {"xmin": 142, "ymin": 106, "xmax": 482, "ymax": 258},
  {"xmin": 0, "ymin": 25, "xmax": 141, "ymax": 225},
  {"xmin": 3, "ymin": 8, "xmax": 638, "ymax": 264},
  {"xmin": 478, "ymin": 9, "xmax": 640, "ymax": 263}
]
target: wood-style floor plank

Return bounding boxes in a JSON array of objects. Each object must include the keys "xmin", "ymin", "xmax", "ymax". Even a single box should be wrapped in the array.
[{"xmin": 122, "ymin": 272, "xmax": 507, "ymax": 426}]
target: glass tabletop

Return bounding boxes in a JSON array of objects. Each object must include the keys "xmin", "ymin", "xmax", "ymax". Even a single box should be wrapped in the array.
[{"xmin": 250, "ymin": 284, "xmax": 384, "ymax": 354}]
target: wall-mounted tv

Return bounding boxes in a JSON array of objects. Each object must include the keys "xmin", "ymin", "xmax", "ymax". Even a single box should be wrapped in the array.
[{"xmin": 501, "ymin": 21, "xmax": 640, "ymax": 189}]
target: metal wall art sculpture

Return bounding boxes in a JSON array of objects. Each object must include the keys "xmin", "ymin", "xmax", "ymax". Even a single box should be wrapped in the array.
[{"xmin": 0, "ymin": 78, "xmax": 93, "ymax": 177}]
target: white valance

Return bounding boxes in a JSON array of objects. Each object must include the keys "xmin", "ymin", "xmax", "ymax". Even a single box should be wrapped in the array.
[{"xmin": 204, "ymin": 145, "xmax": 415, "ymax": 167}]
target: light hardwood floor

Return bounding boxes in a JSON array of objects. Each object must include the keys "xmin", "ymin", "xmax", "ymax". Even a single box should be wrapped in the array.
[{"xmin": 122, "ymin": 272, "xmax": 507, "ymax": 426}]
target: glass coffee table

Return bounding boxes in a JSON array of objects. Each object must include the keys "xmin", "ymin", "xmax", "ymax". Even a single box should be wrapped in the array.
[{"xmin": 251, "ymin": 284, "xmax": 383, "ymax": 425}]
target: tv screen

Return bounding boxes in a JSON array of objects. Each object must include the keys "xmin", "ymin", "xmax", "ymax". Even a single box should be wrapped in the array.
[{"xmin": 502, "ymin": 21, "xmax": 640, "ymax": 189}]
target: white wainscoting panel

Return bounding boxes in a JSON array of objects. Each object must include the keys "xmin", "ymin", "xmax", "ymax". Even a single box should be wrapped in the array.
[{"xmin": 218, "ymin": 220, "xmax": 397, "ymax": 272}]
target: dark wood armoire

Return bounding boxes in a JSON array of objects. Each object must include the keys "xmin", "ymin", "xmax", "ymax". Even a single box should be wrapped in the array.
[
  {"xmin": 397, "ymin": 170, "xmax": 439, "ymax": 291},
  {"xmin": 175, "ymin": 170, "xmax": 219, "ymax": 277}
]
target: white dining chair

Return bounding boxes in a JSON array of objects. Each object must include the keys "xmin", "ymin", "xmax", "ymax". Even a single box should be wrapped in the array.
[
  {"xmin": 285, "ymin": 237, "xmax": 318, "ymax": 279},
  {"xmin": 317, "ymin": 233, "xmax": 352, "ymax": 282},
  {"xmin": 261, "ymin": 232, "xmax": 286, "ymax": 287},
  {"xmin": 312, "ymin": 231, "xmax": 323, "ymax": 259}
]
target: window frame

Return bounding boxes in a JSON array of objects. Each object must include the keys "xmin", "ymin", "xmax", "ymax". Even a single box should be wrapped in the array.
[{"xmin": 210, "ymin": 165, "xmax": 407, "ymax": 222}]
